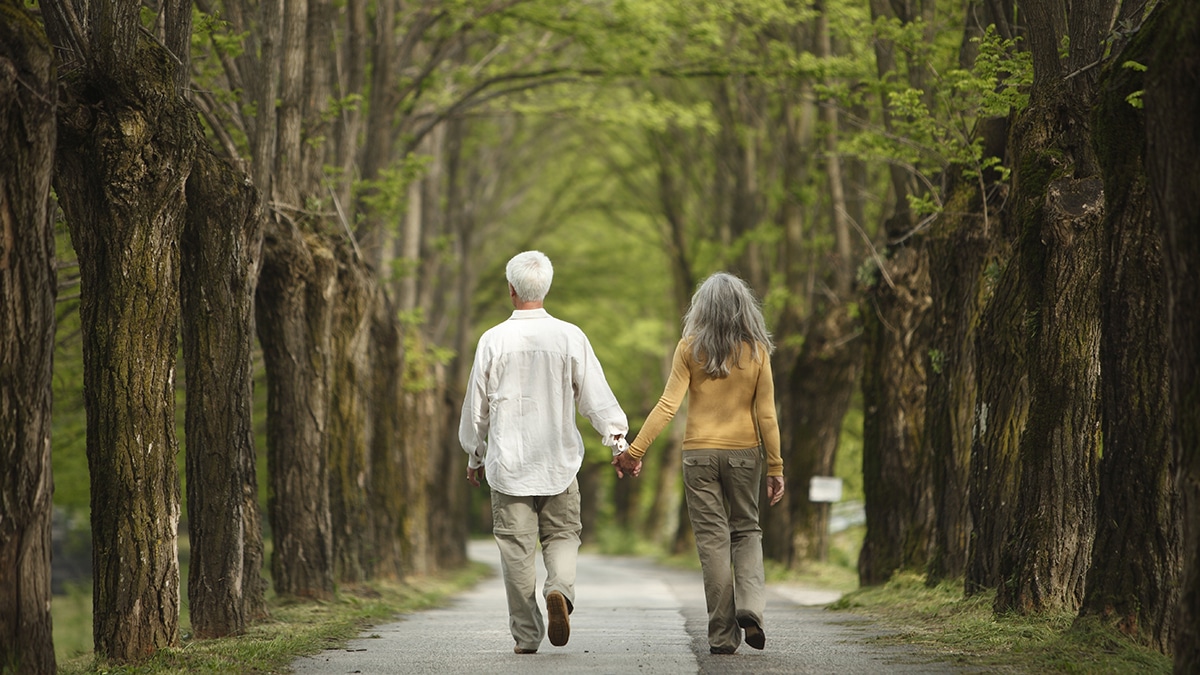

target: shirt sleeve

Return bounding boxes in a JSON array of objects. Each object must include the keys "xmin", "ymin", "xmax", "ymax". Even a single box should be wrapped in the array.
[
  {"xmin": 573, "ymin": 335, "xmax": 629, "ymax": 444},
  {"xmin": 628, "ymin": 340, "xmax": 691, "ymax": 460},
  {"xmin": 755, "ymin": 349, "xmax": 783, "ymax": 477},
  {"xmin": 458, "ymin": 343, "xmax": 491, "ymax": 470}
]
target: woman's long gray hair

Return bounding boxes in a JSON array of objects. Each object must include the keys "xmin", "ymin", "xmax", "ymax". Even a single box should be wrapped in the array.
[{"xmin": 682, "ymin": 272, "xmax": 774, "ymax": 378}]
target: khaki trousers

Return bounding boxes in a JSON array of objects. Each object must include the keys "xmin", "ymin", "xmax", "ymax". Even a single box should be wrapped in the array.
[
  {"xmin": 490, "ymin": 479, "xmax": 581, "ymax": 651},
  {"xmin": 682, "ymin": 447, "xmax": 766, "ymax": 651}
]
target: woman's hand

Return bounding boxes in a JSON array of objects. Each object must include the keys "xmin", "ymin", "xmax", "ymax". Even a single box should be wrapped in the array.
[
  {"xmin": 766, "ymin": 476, "xmax": 785, "ymax": 506},
  {"xmin": 611, "ymin": 450, "xmax": 642, "ymax": 479}
]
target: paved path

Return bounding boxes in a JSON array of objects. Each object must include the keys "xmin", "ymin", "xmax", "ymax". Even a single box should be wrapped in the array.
[{"xmin": 291, "ymin": 541, "xmax": 969, "ymax": 674}]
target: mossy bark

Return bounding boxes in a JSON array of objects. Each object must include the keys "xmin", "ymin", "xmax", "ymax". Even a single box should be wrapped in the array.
[
  {"xmin": 1143, "ymin": 2, "xmax": 1200, "ymax": 670},
  {"xmin": 53, "ymin": 35, "xmax": 192, "ymax": 661},
  {"xmin": 255, "ymin": 223, "xmax": 336, "ymax": 600},
  {"xmin": 858, "ymin": 242, "xmax": 933, "ymax": 586},
  {"xmin": 181, "ymin": 140, "xmax": 267, "ymax": 637},
  {"xmin": 0, "ymin": 3, "xmax": 57, "ymax": 671},
  {"xmin": 994, "ymin": 83, "xmax": 1104, "ymax": 615},
  {"xmin": 1076, "ymin": 19, "xmax": 1180, "ymax": 652},
  {"xmin": 328, "ymin": 244, "xmax": 376, "ymax": 583},
  {"xmin": 923, "ymin": 193, "xmax": 990, "ymax": 585},
  {"xmin": 966, "ymin": 238, "xmax": 1028, "ymax": 595},
  {"xmin": 366, "ymin": 290, "xmax": 407, "ymax": 580},
  {"xmin": 777, "ymin": 304, "xmax": 861, "ymax": 565}
]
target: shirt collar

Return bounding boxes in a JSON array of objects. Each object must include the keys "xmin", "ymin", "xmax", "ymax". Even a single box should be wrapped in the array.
[{"xmin": 509, "ymin": 308, "xmax": 550, "ymax": 320}]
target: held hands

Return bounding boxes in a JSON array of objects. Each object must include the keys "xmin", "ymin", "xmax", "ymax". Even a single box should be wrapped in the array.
[
  {"xmin": 766, "ymin": 476, "xmax": 785, "ymax": 506},
  {"xmin": 611, "ymin": 450, "xmax": 642, "ymax": 479}
]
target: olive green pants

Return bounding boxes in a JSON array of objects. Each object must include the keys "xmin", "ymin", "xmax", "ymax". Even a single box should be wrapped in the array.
[
  {"xmin": 682, "ymin": 447, "xmax": 766, "ymax": 651},
  {"xmin": 490, "ymin": 479, "xmax": 580, "ymax": 651}
]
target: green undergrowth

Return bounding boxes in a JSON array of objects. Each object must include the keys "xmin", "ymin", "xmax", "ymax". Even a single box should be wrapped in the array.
[
  {"xmin": 830, "ymin": 572, "xmax": 1172, "ymax": 674},
  {"xmin": 57, "ymin": 562, "xmax": 492, "ymax": 675}
]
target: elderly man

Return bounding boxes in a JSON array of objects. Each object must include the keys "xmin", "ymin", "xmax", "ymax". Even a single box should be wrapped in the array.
[{"xmin": 459, "ymin": 250, "xmax": 629, "ymax": 654}]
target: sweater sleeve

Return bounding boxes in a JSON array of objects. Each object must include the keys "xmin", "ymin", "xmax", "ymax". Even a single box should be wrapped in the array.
[
  {"xmin": 628, "ymin": 340, "xmax": 690, "ymax": 460},
  {"xmin": 756, "ymin": 350, "xmax": 784, "ymax": 477},
  {"xmin": 753, "ymin": 348, "xmax": 782, "ymax": 475}
]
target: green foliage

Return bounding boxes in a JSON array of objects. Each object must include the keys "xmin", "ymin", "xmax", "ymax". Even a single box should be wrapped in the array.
[{"xmin": 843, "ymin": 23, "xmax": 1031, "ymax": 218}]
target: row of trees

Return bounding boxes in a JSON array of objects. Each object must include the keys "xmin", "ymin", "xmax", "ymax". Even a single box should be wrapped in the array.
[{"xmin": 2, "ymin": 0, "xmax": 1198, "ymax": 673}]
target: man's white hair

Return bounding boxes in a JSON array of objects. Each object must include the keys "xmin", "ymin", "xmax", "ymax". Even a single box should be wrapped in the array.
[{"xmin": 506, "ymin": 250, "xmax": 553, "ymax": 302}]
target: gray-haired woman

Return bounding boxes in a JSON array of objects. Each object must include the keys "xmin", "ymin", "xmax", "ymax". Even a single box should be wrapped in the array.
[{"xmin": 614, "ymin": 271, "xmax": 785, "ymax": 654}]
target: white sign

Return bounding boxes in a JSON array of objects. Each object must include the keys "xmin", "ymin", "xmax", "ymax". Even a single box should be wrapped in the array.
[{"xmin": 808, "ymin": 476, "xmax": 843, "ymax": 503}]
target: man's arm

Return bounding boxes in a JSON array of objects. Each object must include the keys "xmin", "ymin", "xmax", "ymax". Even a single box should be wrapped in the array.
[{"xmin": 458, "ymin": 346, "xmax": 491, "ymax": 470}]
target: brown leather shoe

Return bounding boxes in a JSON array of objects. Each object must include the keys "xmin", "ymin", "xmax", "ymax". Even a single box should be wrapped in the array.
[
  {"xmin": 513, "ymin": 646, "xmax": 538, "ymax": 654},
  {"xmin": 546, "ymin": 591, "xmax": 570, "ymax": 647}
]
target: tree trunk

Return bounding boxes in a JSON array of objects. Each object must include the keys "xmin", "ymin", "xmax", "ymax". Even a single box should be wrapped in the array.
[
  {"xmin": 328, "ymin": 245, "xmax": 376, "ymax": 584},
  {"xmin": 967, "ymin": 213, "xmax": 1028, "ymax": 596},
  {"xmin": 367, "ymin": 289, "xmax": 407, "ymax": 579},
  {"xmin": 991, "ymin": 0, "xmax": 1113, "ymax": 615},
  {"xmin": 49, "ymin": 19, "xmax": 192, "ymax": 655},
  {"xmin": 255, "ymin": 223, "xmax": 336, "ymax": 600},
  {"xmin": 781, "ymin": 305, "xmax": 861, "ymax": 565},
  {"xmin": 181, "ymin": 139, "xmax": 267, "ymax": 637},
  {"xmin": 924, "ymin": 196, "xmax": 991, "ymax": 585},
  {"xmin": 0, "ymin": 6, "xmax": 57, "ymax": 670},
  {"xmin": 858, "ymin": 242, "xmax": 933, "ymax": 586},
  {"xmin": 1143, "ymin": 2, "xmax": 1200, "ymax": 669},
  {"xmin": 994, "ymin": 137, "xmax": 1103, "ymax": 615},
  {"xmin": 1077, "ymin": 28, "xmax": 1180, "ymax": 651}
]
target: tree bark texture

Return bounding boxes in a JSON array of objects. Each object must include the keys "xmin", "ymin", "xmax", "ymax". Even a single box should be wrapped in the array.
[
  {"xmin": 858, "ymin": 243, "xmax": 933, "ymax": 586},
  {"xmin": 1143, "ymin": 2, "xmax": 1200, "ymax": 670},
  {"xmin": 995, "ymin": 92, "xmax": 1104, "ymax": 616},
  {"xmin": 181, "ymin": 139, "xmax": 267, "ymax": 637},
  {"xmin": 966, "ymin": 238, "xmax": 1028, "ymax": 596},
  {"xmin": 50, "ymin": 28, "xmax": 192, "ymax": 658},
  {"xmin": 924, "ymin": 192, "xmax": 990, "ymax": 585},
  {"xmin": 779, "ymin": 305, "xmax": 861, "ymax": 566},
  {"xmin": 367, "ymin": 291, "xmax": 406, "ymax": 580},
  {"xmin": 0, "ymin": 4, "xmax": 57, "ymax": 671},
  {"xmin": 255, "ymin": 222, "xmax": 336, "ymax": 600},
  {"xmin": 328, "ymin": 244, "xmax": 376, "ymax": 583},
  {"xmin": 1077, "ymin": 30, "xmax": 1180, "ymax": 652}
]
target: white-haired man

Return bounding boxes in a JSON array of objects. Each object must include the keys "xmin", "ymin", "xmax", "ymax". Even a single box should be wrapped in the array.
[{"xmin": 459, "ymin": 250, "xmax": 629, "ymax": 654}]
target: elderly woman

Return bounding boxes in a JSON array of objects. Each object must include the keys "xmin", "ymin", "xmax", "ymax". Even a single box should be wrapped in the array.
[{"xmin": 614, "ymin": 272, "xmax": 785, "ymax": 655}]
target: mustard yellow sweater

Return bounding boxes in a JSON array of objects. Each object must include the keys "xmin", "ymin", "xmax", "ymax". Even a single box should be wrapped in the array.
[{"xmin": 628, "ymin": 338, "xmax": 783, "ymax": 477}]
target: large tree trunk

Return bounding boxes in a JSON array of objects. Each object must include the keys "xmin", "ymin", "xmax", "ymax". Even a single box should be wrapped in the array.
[
  {"xmin": 992, "ymin": 0, "xmax": 1112, "ymax": 610},
  {"xmin": 0, "ymin": 6, "xmax": 57, "ymax": 670},
  {"xmin": 965, "ymin": 236, "xmax": 1028, "ymax": 595},
  {"xmin": 1143, "ymin": 2, "xmax": 1200, "ymax": 669},
  {"xmin": 994, "ymin": 99, "xmax": 1104, "ymax": 614},
  {"xmin": 858, "ymin": 242, "xmax": 933, "ymax": 586},
  {"xmin": 255, "ymin": 223, "xmax": 336, "ymax": 600},
  {"xmin": 1077, "ymin": 27, "xmax": 1180, "ymax": 652},
  {"xmin": 49, "ymin": 18, "xmax": 193, "ymax": 658},
  {"xmin": 328, "ymin": 245, "xmax": 376, "ymax": 584},
  {"xmin": 781, "ymin": 305, "xmax": 861, "ymax": 566},
  {"xmin": 181, "ymin": 140, "xmax": 267, "ymax": 637},
  {"xmin": 924, "ymin": 195, "xmax": 991, "ymax": 585},
  {"xmin": 367, "ymin": 290, "xmax": 407, "ymax": 579}
]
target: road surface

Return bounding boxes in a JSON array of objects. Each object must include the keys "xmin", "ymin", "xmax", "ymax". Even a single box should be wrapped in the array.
[{"xmin": 291, "ymin": 540, "xmax": 970, "ymax": 674}]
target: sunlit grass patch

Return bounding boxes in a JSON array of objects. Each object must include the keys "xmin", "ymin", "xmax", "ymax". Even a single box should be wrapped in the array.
[
  {"xmin": 830, "ymin": 572, "xmax": 1172, "ymax": 674},
  {"xmin": 56, "ymin": 562, "xmax": 491, "ymax": 675}
]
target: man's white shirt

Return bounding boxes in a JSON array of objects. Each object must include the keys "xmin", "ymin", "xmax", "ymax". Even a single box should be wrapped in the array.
[{"xmin": 459, "ymin": 308, "xmax": 628, "ymax": 496}]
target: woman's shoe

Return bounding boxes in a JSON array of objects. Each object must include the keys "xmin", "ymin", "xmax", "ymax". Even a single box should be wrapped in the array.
[{"xmin": 738, "ymin": 617, "xmax": 766, "ymax": 650}]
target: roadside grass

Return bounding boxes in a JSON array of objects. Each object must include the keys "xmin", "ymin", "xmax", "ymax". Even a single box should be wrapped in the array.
[
  {"xmin": 55, "ymin": 561, "xmax": 492, "ymax": 675},
  {"xmin": 830, "ymin": 572, "xmax": 1173, "ymax": 674}
]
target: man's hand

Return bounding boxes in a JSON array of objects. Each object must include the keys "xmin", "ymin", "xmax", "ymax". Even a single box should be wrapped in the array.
[
  {"xmin": 467, "ymin": 466, "xmax": 484, "ymax": 488},
  {"xmin": 766, "ymin": 476, "xmax": 785, "ymax": 506},
  {"xmin": 611, "ymin": 450, "xmax": 642, "ymax": 479}
]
